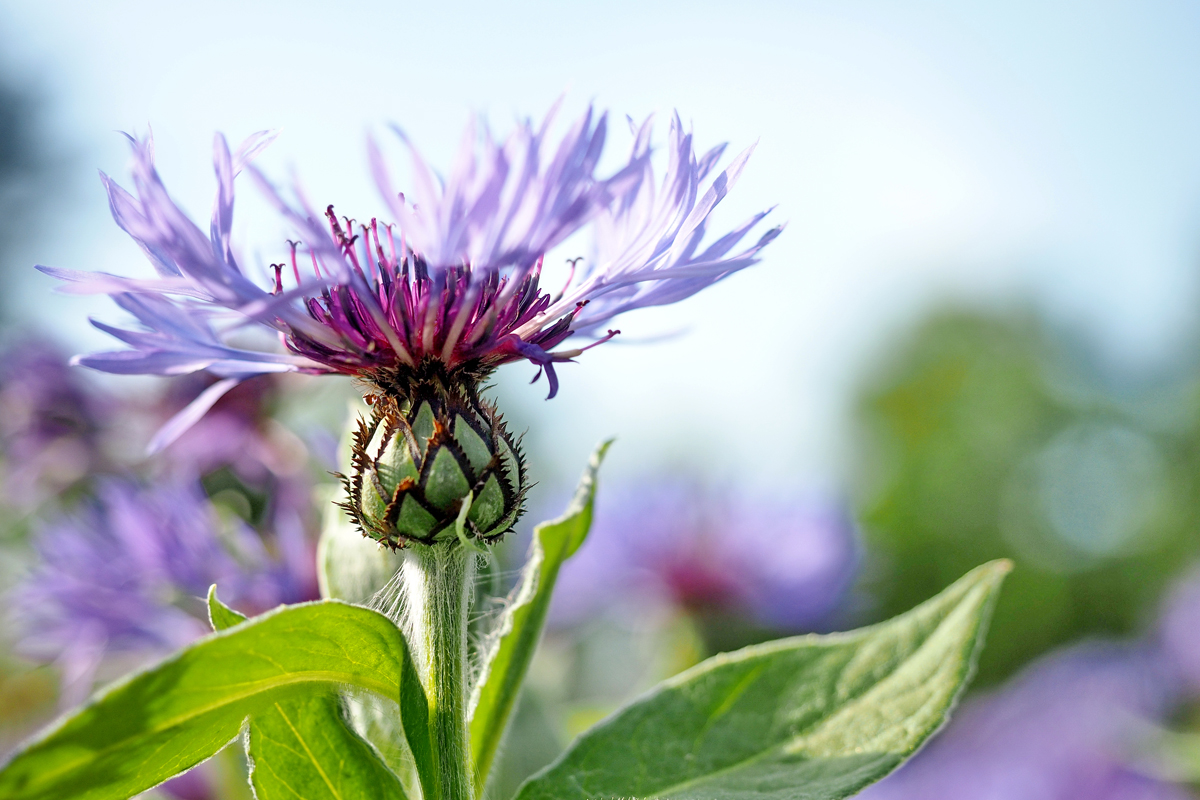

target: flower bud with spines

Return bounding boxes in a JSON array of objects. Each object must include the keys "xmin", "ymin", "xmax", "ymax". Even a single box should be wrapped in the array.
[{"xmin": 339, "ymin": 378, "xmax": 527, "ymax": 549}]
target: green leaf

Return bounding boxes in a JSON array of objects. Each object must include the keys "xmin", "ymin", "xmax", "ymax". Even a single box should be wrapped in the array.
[
  {"xmin": 206, "ymin": 584, "xmax": 248, "ymax": 630},
  {"xmin": 247, "ymin": 692, "xmax": 408, "ymax": 800},
  {"xmin": 469, "ymin": 440, "xmax": 612, "ymax": 795},
  {"xmin": 0, "ymin": 601, "xmax": 405, "ymax": 800},
  {"xmin": 398, "ymin": 640, "xmax": 441, "ymax": 800},
  {"xmin": 206, "ymin": 587, "xmax": 408, "ymax": 800},
  {"xmin": 514, "ymin": 560, "xmax": 1011, "ymax": 800},
  {"xmin": 316, "ymin": 478, "xmax": 440, "ymax": 800}
]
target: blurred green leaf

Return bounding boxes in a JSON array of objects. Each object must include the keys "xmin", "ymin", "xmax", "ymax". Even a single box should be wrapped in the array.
[
  {"xmin": 0, "ymin": 601, "xmax": 404, "ymax": 800},
  {"xmin": 316, "ymin": 404, "xmax": 405, "ymax": 607},
  {"xmin": 469, "ymin": 440, "xmax": 611, "ymax": 795},
  {"xmin": 855, "ymin": 310, "xmax": 1200, "ymax": 685},
  {"xmin": 206, "ymin": 587, "xmax": 407, "ymax": 800},
  {"xmin": 514, "ymin": 560, "xmax": 1010, "ymax": 800}
]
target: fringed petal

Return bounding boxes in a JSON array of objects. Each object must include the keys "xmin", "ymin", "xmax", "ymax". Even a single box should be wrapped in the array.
[{"xmin": 146, "ymin": 377, "xmax": 241, "ymax": 454}]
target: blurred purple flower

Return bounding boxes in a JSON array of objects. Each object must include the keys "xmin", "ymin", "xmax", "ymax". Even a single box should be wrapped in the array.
[
  {"xmin": 155, "ymin": 769, "xmax": 217, "ymax": 800},
  {"xmin": 1156, "ymin": 565, "xmax": 1200, "ymax": 695},
  {"xmin": 858, "ymin": 642, "xmax": 1186, "ymax": 800},
  {"xmin": 156, "ymin": 374, "xmax": 319, "ymax": 602},
  {"xmin": 3, "ymin": 365, "xmax": 322, "ymax": 800},
  {"xmin": 0, "ymin": 338, "xmax": 107, "ymax": 512},
  {"xmin": 11, "ymin": 477, "xmax": 315, "ymax": 709},
  {"xmin": 41, "ymin": 106, "xmax": 780, "ymax": 443},
  {"xmin": 549, "ymin": 481, "xmax": 860, "ymax": 633}
]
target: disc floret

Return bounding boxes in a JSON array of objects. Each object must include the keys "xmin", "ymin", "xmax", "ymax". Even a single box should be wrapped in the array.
[{"xmin": 278, "ymin": 207, "xmax": 609, "ymax": 396}]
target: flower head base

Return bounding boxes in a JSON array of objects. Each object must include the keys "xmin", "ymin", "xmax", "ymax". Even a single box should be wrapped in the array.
[
  {"xmin": 44, "ymin": 106, "xmax": 780, "ymax": 450},
  {"xmin": 339, "ymin": 368, "xmax": 527, "ymax": 548}
]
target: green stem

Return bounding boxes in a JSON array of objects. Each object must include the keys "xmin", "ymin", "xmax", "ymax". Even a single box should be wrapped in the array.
[{"xmin": 402, "ymin": 543, "xmax": 475, "ymax": 800}]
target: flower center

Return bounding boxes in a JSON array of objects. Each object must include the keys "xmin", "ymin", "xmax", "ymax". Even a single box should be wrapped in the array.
[{"xmin": 276, "ymin": 207, "xmax": 580, "ymax": 384}]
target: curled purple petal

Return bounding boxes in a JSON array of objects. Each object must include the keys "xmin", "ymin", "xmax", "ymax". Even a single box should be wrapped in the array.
[{"xmin": 146, "ymin": 376, "xmax": 240, "ymax": 454}]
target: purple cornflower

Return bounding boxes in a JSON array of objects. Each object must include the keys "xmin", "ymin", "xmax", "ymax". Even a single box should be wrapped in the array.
[
  {"xmin": 155, "ymin": 374, "xmax": 319, "ymax": 600},
  {"xmin": 0, "ymin": 338, "xmax": 107, "ymax": 512},
  {"xmin": 11, "ymin": 477, "xmax": 315, "ymax": 709},
  {"xmin": 41, "ymin": 106, "xmax": 779, "ymax": 443},
  {"xmin": 548, "ymin": 481, "xmax": 860, "ymax": 633}
]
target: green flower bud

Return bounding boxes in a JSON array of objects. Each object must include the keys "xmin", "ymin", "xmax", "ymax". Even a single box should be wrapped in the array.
[{"xmin": 340, "ymin": 381, "xmax": 527, "ymax": 549}]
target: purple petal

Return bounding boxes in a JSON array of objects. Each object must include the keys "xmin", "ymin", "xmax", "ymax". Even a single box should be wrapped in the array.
[{"xmin": 147, "ymin": 377, "xmax": 240, "ymax": 454}]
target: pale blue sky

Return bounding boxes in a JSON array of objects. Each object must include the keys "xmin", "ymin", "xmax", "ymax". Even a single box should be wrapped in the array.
[{"xmin": 3, "ymin": 0, "xmax": 1200, "ymax": 486}]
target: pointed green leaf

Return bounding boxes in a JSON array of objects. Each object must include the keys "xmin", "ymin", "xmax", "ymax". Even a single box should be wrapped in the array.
[
  {"xmin": 0, "ymin": 601, "xmax": 404, "ymax": 800},
  {"xmin": 376, "ymin": 440, "xmax": 420, "ymax": 493},
  {"xmin": 514, "ymin": 560, "xmax": 1011, "ymax": 800},
  {"xmin": 248, "ymin": 693, "xmax": 408, "ymax": 800},
  {"xmin": 398, "ymin": 494, "xmax": 438, "ymax": 538},
  {"xmin": 206, "ymin": 584, "xmax": 248, "ymax": 630},
  {"xmin": 412, "ymin": 401, "xmax": 436, "ymax": 455},
  {"xmin": 453, "ymin": 414, "xmax": 493, "ymax": 473},
  {"xmin": 424, "ymin": 446, "xmax": 471, "ymax": 509},
  {"xmin": 469, "ymin": 440, "xmax": 612, "ymax": 794},
  {"xmin": 205, "ymin": 587, "xmax": 407, "ymax": 800},
  {"xmin": 468, "ymin": 474, "xmax": 505, "ymax": 531}
]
